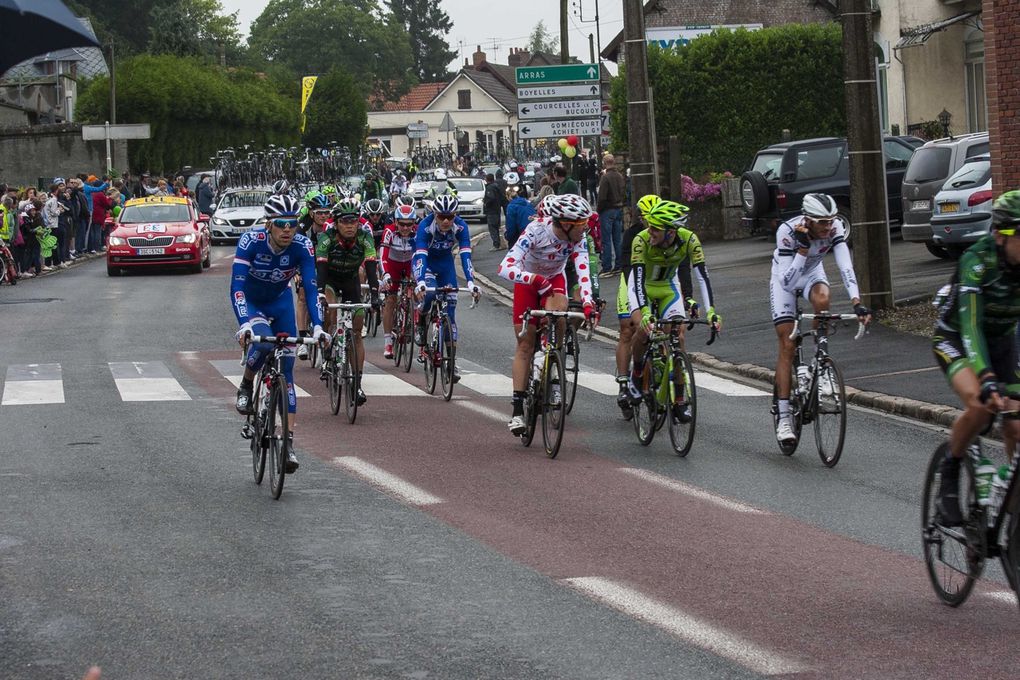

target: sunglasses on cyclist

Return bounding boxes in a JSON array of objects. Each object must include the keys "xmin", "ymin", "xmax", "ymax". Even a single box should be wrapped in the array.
[
  {"xmin": 337, "ymin": 215, "xmax": 359, "ymax": 223},
  {"xmin": 556, "ymin": 218, "xmax": 588, "ymax": 230},
  {"xmin": 269, "ymin": 218, "xmax": 298, "ymax": 230},
  {"xmin": 436, "ymin": 213, "xmax": 456, "ymax": 221},
  {"xmin": 807, "ymin": 217, "xmax": 835, "ymax": 226},
  {"xmin": 396, "ymin": 220, "xmax": 416, "ymax": 228},
  {"xmin": 312, "ymin": 209, "xmax": 330, "ymax": 217}
]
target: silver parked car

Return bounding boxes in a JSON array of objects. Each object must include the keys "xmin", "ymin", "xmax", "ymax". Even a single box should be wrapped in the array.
[
  {"xmin": 209, "ymin": 188, "xmax": 269, "ymax": 242},
  {"xmin": 447, "ymin": 176, "xmax": 485, "ymax": 222},
  {"xmin": 929, "ymin": 156, "xmax": 993, "ymax": 257}
]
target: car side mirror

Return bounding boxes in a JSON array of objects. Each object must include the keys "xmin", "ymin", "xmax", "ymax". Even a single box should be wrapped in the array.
[{"xmin": 199, "ymin": 214, "xmax": 211, "ymax": 222}]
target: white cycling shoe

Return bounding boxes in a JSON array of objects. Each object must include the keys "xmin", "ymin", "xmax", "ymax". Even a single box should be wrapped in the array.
[
  {"xmin": 508, "ymin": 415, "xmax": 526, "ymax": 436},
  {"xmin": 776, "ymin": 418, "xmax": 796, "ymax": 444}
]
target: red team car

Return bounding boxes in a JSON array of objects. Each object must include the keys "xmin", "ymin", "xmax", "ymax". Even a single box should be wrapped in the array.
[{"xmin": 106, "ymin": 196, "xmax": 212, "ymax": 276}]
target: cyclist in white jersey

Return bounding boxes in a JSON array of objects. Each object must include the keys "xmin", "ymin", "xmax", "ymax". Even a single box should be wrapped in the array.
[{"xmin": 771, "ymin": 193, "xmax": 871, "ymax": 444}]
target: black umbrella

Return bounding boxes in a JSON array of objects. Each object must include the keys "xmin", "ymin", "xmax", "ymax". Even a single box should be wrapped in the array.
[{"xmin": 0, "ymin": 0, "xmax": 101, "ymax": 78}]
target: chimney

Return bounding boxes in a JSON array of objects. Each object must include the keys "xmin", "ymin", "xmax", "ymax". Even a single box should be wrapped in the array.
[
  {"xmin": 508, "ymin": 47, "xmax": 531, "ymax": 67},
  {"xmin": 472, "ymin": 45, "xmax": 486, "ymax": 68}
]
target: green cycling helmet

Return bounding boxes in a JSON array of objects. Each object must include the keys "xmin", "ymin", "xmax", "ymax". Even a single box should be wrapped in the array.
[
  {"xmin": 636, "ymin": 194, "xmax": 662, "ymax": 216},
  {"xmin": 304, "ymin": 189, "xmax": 321, "ymax": 202},
  {"xmin": 644, "ymin": 200, "xmax": 690, "ymax": 230},
  {"xmin": 322, "ymin": 184, "xmax": 338, "ymax": 196},
  {"xmin": 993, "ymin": 190, "xmax": 1020, "ymax": 235}
]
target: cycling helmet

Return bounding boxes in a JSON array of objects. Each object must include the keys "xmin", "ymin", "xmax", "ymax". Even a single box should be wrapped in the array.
[
  {"xmin": 536, "ymin": 193, "xmax": 556, "ymax": 218},
  {"xmin": 364, "ymin": 198, "xmax": 386, "ymax": 216},
  {"xmin": 434, "ymin": 168, "xmax": 447, "ymax": 180},
  {"xmin": 396, "ymin": 195, "xmax": 416, "ymax": 208},
  {"xmin": 304, "ymin": 189, "xmax": 321, "ymax": 202},
  {"xmin": 432, "ymin": 194, "xmax": 459, "ymax": 215},
  {"xmin": 992, "ymin": 190, "xmax": 1020, "ymax": 235},
  {"xmin": 504, "ymin": 171, "xmax": 520, "ymax": 185},
  {"xmin": 307, "ymin": 193, "xmax": 331, "ymax": 211},
  {"xmin": 393, "ymin": 204, "xmax": 417, "ymax": 223},
  {"xmin": 644, "ymin": 200, "xmax": 689, "ymax": 230},
  {"xmin": 331, "ymin": 197, "xmax": 361, "ymax": 219},
  {"xmin": 801, "ymin": 193, "xmax": 839, "ymax": 220},
  {"xmin": 271, "ymin": 179, "xmax": 290, "ymax": 196},
  {"xmin": 264, "ymin": 194, "xmax": 300, "ymax": 218},
  {"xmin": 547, "ymin": 194, "xmax": 593, "ymax": 221},
  {"xmin": 636, "ymin": 194, "xmax": 662, "ymax": 216},
  {"xmin": 322, "ymin": 184, "xmax": 338, "ymax": 197}
]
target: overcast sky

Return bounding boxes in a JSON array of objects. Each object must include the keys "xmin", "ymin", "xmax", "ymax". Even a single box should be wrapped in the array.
[{"xmin": 219, "ymin": 0, "xmax": 624, "ymax": 71}]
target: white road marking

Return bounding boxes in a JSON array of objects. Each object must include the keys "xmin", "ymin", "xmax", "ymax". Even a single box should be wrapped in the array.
[
  {"xmin": 331, "ymin": 456, "xmax": 443, "ymax": 506},
  {"xmin": 576, "ymin": 370, "xmax": 619, "ymax": 395},
  {"xmin": 360, "ymin": 373, "xmax": 427, "ymax": 396},
  {"xmin": 619, "ymin": 468, "xmax": 765, "ymax": 515},
  {"xmin": 694, "ymin": 371, "xmax": 769, "ymax": 397},
  {"xmin": 562, "ymin": 577, "xmax": 809, "ymax": 676},
  {"xmin": 456, "ymin": 399, "xmax": 508, "ymax": 422},
  {"xmin": 109, "ymin": 362, "xmax": 191, "ymax": 401},
  {"xmin": 459, "ymin": 372, "xmax": 514, "ymax": 396},
  {"xmin": 982, "ymin": 590, "xmax": 1018, "ymax": 605},
  {"xmin": 2, "ymin": 364, "xmax": 64, "ymax": 405},
  {"xmin": 220, "ymin": 374, "xmax": 311, "ymax": 398}
]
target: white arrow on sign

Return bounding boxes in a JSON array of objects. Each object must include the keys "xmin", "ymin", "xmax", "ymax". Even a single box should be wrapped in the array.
[
  {"xmin": 518, "ymin": 118, "xmax": 602, "ymax": 139},
  {"xmin": 518, "ymin": 98, "xmax": 602, "ymax": 120},
  {"xmin": 516, "ymin": 84, "xmax": 601, "ymax": 100}
]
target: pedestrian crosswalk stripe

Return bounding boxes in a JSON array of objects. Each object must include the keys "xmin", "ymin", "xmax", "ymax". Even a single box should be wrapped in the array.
[
  {"xmin": 109, "ymin": 362, "xmax": 191, "ymax": 401},
  {"xmin": 694, "ymin": 372, "xmax": 768, "ymax": 397},
  {"xmin": 1, "ymin": 364, "xmax": 64, "ymax": 405},
  {"xmin": 360, "ymin": 373, "xmax": 427, "ymax": 396},
  {"xmin": 209, "ymin": 359, "xmax": 313, "ymax": 398}
]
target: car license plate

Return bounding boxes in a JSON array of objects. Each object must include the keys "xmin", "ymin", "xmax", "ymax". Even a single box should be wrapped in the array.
[
  {"xmin": 136, "ymin": 247, "xmax": 165, "ymax": 255},
  {"xmin": 912, "ymin": 200, "xmax": 930, "ymax": 211},
  {"xmin": 939, "ymin": 202, "xmax": 960, "ymax": 214},
  {"xmin": 232, "ymin": 226, "xmax": 247, "ymax": 234}
]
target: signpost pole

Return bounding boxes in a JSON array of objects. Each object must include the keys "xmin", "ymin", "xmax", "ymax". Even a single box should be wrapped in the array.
[{"xmin": 105, "ymin": 120, "xmax": 112, "ymax": 175}]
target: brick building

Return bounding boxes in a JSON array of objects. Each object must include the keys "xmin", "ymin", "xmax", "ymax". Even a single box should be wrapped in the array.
[{"xmin": 982, "ymin": 0, "xmax": 1020, "ymax": 192}]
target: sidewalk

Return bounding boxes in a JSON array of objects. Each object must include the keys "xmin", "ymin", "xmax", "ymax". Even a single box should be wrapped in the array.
[
  {"xmin": 6, "ymin": 250, "xmax": 106, "ymax": 283},
  {"xmin": 468, "ymin": 230, "xmax": 962, "ymax": 428}
]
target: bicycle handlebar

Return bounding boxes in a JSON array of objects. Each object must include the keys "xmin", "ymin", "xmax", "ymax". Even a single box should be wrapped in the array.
[
  {"xmin": 791, "ymin": 313, "xmax": 868, "ymax": 341},
  {"xmin": 244, "ymin": 334, "xmax": 318, "ymax": 346},
  {"xmin": 517, "ymin": 309, "xmax": 587, "ymax": 338},
  {"xmin": 326, "ymin": 303, "xmax": 372, "ymax": 310},
  {"xmin": 683, "ymin": 318, "xmax": 719, "ymax": 346}
]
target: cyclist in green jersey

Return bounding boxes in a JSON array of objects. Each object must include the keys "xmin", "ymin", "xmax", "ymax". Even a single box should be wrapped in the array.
[
  {"xmin": 295, "ymin": 192, "xmax": 332, "ymax": 359},
  {"xmin": 625, "ymin": 200, "xmax": 721, "ymax": 421},
  {"xmin": 934, "ymin": 190, "xmax": 1020, "ymax": 525},
  {"xmin": 316, "ymin": 197, "xmax": 380, "ymax": 405}
]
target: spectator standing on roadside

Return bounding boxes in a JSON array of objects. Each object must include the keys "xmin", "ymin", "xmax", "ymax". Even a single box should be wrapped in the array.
[
  {"xmin": 17, "ymin": 187, "xmax": 37, "ymax": 212},
  {"xmin": 91, "ymin": 186, "xmax": 113, "ymax": 251},
  {"xmin": 83, "ymin": 175, "xmax": 110, "ymax": 252},
  {"xmin": 596, "ymin": 154, "xmax": 626, "ymax": 274},
  {"xmin": 482, "ymin": 173, "xmax": 503, "ymax": 251},
  {"xmin": 22, "ymin": 200, "xmax": 44, "ymax": 274},
  {"xmin": 553, "ymin": 165, "xmax": 579, "ymax": 196},
  {"xmin": 68, "ymin": 178, "xmax": 88, "ymax": 257},
  {"xmin": 42, "ymin": 182, "xmax": 66, "ymax": 268},
  {"xmin": 196, "ymin": 175, "xmax": 214, "ymax": 215},
  {"xmin": 504, "ymin": 183, "xmax": 534, "ymax": 249},
  {"xmin": 586, "ymin": 153, "xmax": 600, "ymax": 204},
  {"xmin": 575, "ymin": 154, "xmax": 589, "ymax": 199}
]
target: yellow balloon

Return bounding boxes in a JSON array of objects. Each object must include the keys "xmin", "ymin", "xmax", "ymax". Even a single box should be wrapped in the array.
[
  {"xmin": 558, "ymin": 138, "xmax": 569, "ymax": 150},
  {"xmin": 564, "ymin": 145, "xmax": 577, "ymax": 158}
]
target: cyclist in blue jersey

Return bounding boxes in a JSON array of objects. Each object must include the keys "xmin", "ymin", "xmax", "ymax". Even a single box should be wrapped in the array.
[
  {"xmin": 412, "ymin": 194, "xmax": 480, "ymax": 376},
  {"xmin": 231, "ymin": 194, "xmax": 327, "ymax": 473}
]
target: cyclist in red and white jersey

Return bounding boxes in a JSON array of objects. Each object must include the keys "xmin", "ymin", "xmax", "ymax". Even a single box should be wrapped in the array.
[{"xmin": 380, "ymin": 203, "xmax": 418, "ymax": 358}]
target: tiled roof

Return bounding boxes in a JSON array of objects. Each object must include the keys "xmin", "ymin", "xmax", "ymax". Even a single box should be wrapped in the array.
[
  {"xmin": 2, "ymin": 17, "xmax": 108, "ymax": 81},
  {"xmin": 374, "ymin": 82, "xmax": 447, "ymax": 112},
  {"xmin": 460, "ymin": 70, "xmax": 516, "ymax": 112}
]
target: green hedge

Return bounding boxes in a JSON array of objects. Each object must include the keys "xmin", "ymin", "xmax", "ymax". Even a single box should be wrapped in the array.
[
  {"xmin": 77, "ymin": 55, "xmax": 300, "ymax": 173},
  {"xmin": 610, "ymin": 24, "xmax": 846, "ymax": 176}
]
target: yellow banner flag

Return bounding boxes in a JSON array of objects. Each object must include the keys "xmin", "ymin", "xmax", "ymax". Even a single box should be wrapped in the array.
[{"xmin": 301, "ymin": 76, "xmax": 317, "ymax": 133}]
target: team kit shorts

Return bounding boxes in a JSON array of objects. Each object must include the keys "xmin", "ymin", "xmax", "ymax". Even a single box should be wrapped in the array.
[
  {"xmin": 769, "ymin": 265, "xmax": 829, "ymax": 325},
  {"xmin": 513, "ymin": 272, "xmax": 567, "ymax": 326},
  {"xmin": 626, "ymin": 275, "xmax": 687, "ymax": 321}
]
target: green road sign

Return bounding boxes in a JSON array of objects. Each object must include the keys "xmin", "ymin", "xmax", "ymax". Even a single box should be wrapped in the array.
[{"xmin": 515, "ymin": 63, "xmax": 599, "ymax": 85}]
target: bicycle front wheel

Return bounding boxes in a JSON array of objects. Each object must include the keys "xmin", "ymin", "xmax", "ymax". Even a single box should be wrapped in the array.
[
  {"xmin": 424, "ymin": 319, "xmax": 438, "ymax": 394},
  {"xmin": 541, "ymin": 350, "xmax": 567, "ymax": 458},
  {"xmin": 267, "ymin": 375, "xmax": 289, "ymax": 500},
  {"xmin": 563, "ymin": 324, "xmax": 580, "ymax": 414},
  {"xmin": 668, "ymin": 352, "xmax": 697, "ymax": 457},
  {"xmin": 921, "ymin": 445, "xmax": 983, "ymax": 606},
  {"xmin": 439, "ymin": 316, "xmax": 455, "ymax": 402},
  {"xmin": 813, "ymin": 357, "xmax": 847, "ymax": 467},
  {"xmin": 631, "ymin": 361, "xmax": 656, "ymax": 446},
  {"xmin": 401, "ymin": 306, "xmax": 415, "ymax": 373},
  {"xmin": 771, "ymin": 367, "xmax": 802, "ymax": 456},
  {"xmin": 344, "ymin": 329, "xmax": 360, "ymax": 424},
  {"xmin": 521, "ymin": 386, "xmax": 539, "ymax": 447},
  {"xmin": 393, "ymin": 303, "xmax": 406, "ymax": 368},
  {"xmin": 327, "ymin": 340, "xmax": 342, "ymax": 415},
  {"xmin": 250, "ymin": 379, "xmax": 267, "ymax": 484}
]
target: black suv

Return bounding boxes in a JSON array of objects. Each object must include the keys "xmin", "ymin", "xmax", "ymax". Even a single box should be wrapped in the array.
[{"xmin": 740, "ymin": 136, "xmax": 916, "ymax": 239}]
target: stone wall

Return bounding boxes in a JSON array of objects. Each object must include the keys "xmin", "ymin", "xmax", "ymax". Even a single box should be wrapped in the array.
[
  {"xmin": 984, "ymin": 0, "xmax": 1020, "ymax": 192},
  {"xmin": 689, "ymin": 178, "xmax": 746, "ymax": 241},
  {"xmin": 0, "ymin": 123, "xmax": 127, "ymax": 188}
]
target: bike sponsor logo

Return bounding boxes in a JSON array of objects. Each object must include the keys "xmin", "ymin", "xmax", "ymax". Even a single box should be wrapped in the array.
[
  {"xmin": 280, "ymin": 255, "xmax": 290, "ymax": 266},
  {"xmin": 233, "ymin": 291, "xmax": 248, "ymax": 316},
  {"xmin": 255, "ymin": 253, "xmax": 272, "ymax": 264},
  {"xmin": 935, "ymin": 340, "xmax": 962, "ymax": 360}
]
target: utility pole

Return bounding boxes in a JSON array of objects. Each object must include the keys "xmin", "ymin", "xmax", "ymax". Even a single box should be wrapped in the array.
[
  {"xmin": 560, "ymin": 0, "xmax": 569, "ymax": 64},
  {"xmin": 623, "ymin": 0, "xmax": 655, "ymax": 199},
  {"xmin": 108, "ymin": 40, "xmax": 116, "ymax": 125},
  {"xmin": 842, "ymin": 0, "xmax": 893, "ymax": 310}
]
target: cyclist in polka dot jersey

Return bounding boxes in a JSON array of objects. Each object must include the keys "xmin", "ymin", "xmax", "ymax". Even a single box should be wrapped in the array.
[{"xmin": 497, "ymin": 194, "xmax": 598, "ymax": 436}]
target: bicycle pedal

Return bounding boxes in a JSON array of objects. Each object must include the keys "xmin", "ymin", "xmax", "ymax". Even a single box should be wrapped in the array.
[{"xmin": 240, "ymin": 424, "xmax": 252, "ymax": 440}]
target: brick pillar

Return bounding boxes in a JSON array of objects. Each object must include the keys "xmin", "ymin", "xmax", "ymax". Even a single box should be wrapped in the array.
[{"xmin": 984, "ymin": 0, "xmax": 1020, "ymax": 192}]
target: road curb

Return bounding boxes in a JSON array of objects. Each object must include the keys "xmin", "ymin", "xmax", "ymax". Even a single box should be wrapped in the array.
[
  {"xmin": 14, "ymin": 250, "xmax": 105, "ymax": 282},
  {"xmin": 470, "ymin": 266, "xmax": 961, "ymax": 430}
]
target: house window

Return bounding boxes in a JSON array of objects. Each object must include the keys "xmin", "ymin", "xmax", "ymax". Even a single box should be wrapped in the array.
[
  {"xmin": 964, "ymin": 28, "xmax": 987, "ymax": 133},
  {"xmin": 457, "ymin": 89, "xmax": 471, "ymax": 110},
  {"xmin": 875, "ymin": 41, "xmax": 889, "ymax": 134}
]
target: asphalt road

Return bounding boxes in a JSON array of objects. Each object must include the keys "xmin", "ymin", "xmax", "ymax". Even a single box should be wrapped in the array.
[{"xmin": 2, "ymin": 247, "xmax": 1017, "ymax": 680}]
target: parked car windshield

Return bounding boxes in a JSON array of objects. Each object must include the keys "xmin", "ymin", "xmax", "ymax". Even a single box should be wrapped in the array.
[
  {"xmin": 794, "ymin": 145, "xmax": 844, "ymax": 181},
  {"xmin": 904, "ymin": 147, "xmax": 952, "ymax": 183},
  {"xmin": 218, "ymin": 191, "xmax": 267, "ymax": 209},
  {"xmin": 944, "ymin": 159, "xmax": 991, "ymax": 190},
  {"xmin": 120, "ymin": 204, "xmax": 191, "ymax": 224},
  {"xmin": 448, "ymin": 178, "xmax": 484, "ymax": 193},
  {"xmin": 751, "ymin": 152, "xmax": 782, "ymax": 180}
]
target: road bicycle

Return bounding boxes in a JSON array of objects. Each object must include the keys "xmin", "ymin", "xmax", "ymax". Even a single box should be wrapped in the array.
[
  {"xmin": 419, "ymin": 286, "xmax": 476, "ymax": 401},
  {"xmin": 391, "ymin": 277, "xmax": 416, "ymax": 373},
  {"xmin": 770, "ymin": 308, "xmax": 866, "ymax": 467},
  {"xmin": 631, "ymin": 316, "xmax": 717, "ymax": 456},
  {"xmin": 361, "ymin": 283, "xmax": 381, "ymax": 338},
  {"xmin": 518, "ymin": 308, "xmax": 586, "ymax": 459},
  {"xmin": 922, "ymin": 415, "xmax": 1020, "ymax": 608},
  {"xmin": 322, "ymin": 302, "xmax": 371, "ymax": 424},
  {"xmin": 562, "ymin": 298, "xmax": 605, "ymax": 414},
  {"xmin": 239, "ymin": 333, "xmax": 316, "ymax": 500}
]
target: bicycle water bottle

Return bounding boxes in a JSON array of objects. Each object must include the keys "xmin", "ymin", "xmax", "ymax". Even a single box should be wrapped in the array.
[
  {"xmin": 987, "ymin": 467, "xmax": 1010, "ymax": 527},
  {"xmin": 796, "ymin": 364, "xmax": 811, "ymax": 395},
  {"xmin": 975, "ymin": 457, "xmax": 997, "ymax": 506},
  {"xmin": 532, "ymin": 353, "xmax": 543, "ymax": 382}
]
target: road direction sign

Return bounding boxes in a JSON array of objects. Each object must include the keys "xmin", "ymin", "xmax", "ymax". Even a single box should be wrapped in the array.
[
  {"xmin": 515, "ymin": 63, "xmax": 599, "ymax": 85},
  {"xmin": 518, "ymin": 99, "xmax": 601, "ymax": 120},
  {"xmin": 406, "ymin": 122, "xmax": 428, "ymax": 139},
  {"xmin": 516, "ymin": 84, "xmax": 601, "ymax": 100},
  {"xmin": 81, "ymin": 123, "xmax": 151, "ymax": 141},
  {"xmin": 518, "ymin": 118, "xmax": 602, "ymax": 139}
]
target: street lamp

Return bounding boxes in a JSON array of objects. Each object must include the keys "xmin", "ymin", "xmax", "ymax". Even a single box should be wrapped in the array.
[{"xmin": 938, "ymin": 108, "xmax": 952, "ymax": 138}]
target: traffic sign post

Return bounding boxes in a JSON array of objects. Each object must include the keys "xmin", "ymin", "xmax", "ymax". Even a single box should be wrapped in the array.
[
  {"xmin": 518, "ymin": 119, "xmax": 602, "ymax": 139},
  {"xmin": 515, "ymin": 63, "xmax": 600, "ymax": 84},
  {"xmin": 82, "ymin": 121, "xmax": 151, "ymax": 174},
  {"xmin": 516, "ymin": 84, "xmax": 601, "ymax": 100},
  {"xmin": 518, "ymin": 99, "xmax": 601, "ymax": 120},
  {"xmin": 406, "ymin": 122, "xmax": 428, "ymax": 140},
  {"xmin": 514, "ymin": 62, "xmax": 603, "ymax": 145}
]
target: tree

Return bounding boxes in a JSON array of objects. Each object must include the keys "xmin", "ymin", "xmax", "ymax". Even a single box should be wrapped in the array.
[
  {"xmin": 527, "ymin": 20, "xmax": 559, "ymax": 55},
  {"xmin": 388, "ymin": 0, "xmax": 455, "ymax": 82},
  {"xmin": 248, "ymin": 0, "xmax": 415, "ymax": 101},
  {"xmin": 302, "ymin": 69, "xmax": 368, "ymax": 149},
  {"xmin": 68, "ymin": 0, "xmax": 159, "ymax": 54},
  {"xmin": 148, "ymin": 0, "xmax": 241, "ymax": 59}
]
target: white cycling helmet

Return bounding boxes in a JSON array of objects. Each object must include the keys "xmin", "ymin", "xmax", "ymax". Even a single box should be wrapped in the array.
[
  {"xmin": 801, "ymin": 193, "xmax": 838, "ymax": 219},
  {"xmin": 504, "ymin": 171, "xmax": 520, "ymax": 185},
  {"xmin": 434, "ymin": 168, "xmax": 447, "ymax": 180},
  {"xmin": 546, "ymin": 194, "xmax": 592, "ymax": 221},
  {"xmin": 271, "ymin": 179, "xmax": 290, "ymax": 196},
  {"xmin": 432, "ymin": 194, "xmax": 459, "ymax": 215},
  {"xmin": 264, "ymin": 194, "xmax": 300, "ymax": 218}
]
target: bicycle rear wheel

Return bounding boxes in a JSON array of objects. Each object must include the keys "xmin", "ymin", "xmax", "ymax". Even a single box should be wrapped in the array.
[
  {"xmin": 393, "ymin": 303, "xmax": 406, "ymax": 368},
  {"xmin": 439, "ymin": 316, "xmax": 455, "ymax": 402},
  {"xmin": 521, "ymin": 385, "xmax": 539, "ymax": 447},
  {"xmin": 563, "ymin": 324, "xmax": 580, "ymax": 414},
  {"xmin": 344, "ymin": 329, "xmax": 359, "ymax": 424},
  {"xmin": 250, "ymin": 378, "xmax": 267, "ymax": 484},
  {"xmin": 424, "ymin": 318, "xmax": 438, "ymax": 394},
  {"xmin": 267, "ymin": 375, "xmax": 289, "ymax": 500},
  {"xmin": 771, "ymin": 368, "xmax": 802, "ymax": 456},
  {"xmin": 668, "ymin": 352, "xmax": 697, "ymax": 457},
  {"xmin": 921, "ymin": 445, "xmax": 983, "ymax": 606},
  {"xmin": 631, "ymin": 361, "xmax": 656, "ymax": 446},
  {"xmin": 813, "ymin": 357, "xmax": 847, "ymax": 467},
  {"xmin": 327, "ymin": 340, "xmax": 342, "ymax": 415},
  {"xmin": 541, "ymin": 350, "xmax": 567, "ymax": 458},
  {"xmin": 400, "ymin": 305, "xmax": 414, "ymax": 373}
]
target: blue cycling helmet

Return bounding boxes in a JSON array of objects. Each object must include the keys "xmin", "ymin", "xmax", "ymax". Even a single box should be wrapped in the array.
[
  {"xmin": 307, "ymin": 193, "xmax": 331, "ymax": 211},
  {"xmin": 432, "ymin": 194, "xmax": 459, "ymax": 214}
]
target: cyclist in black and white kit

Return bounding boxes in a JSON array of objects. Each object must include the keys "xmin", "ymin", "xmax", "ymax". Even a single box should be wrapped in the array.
[{"xmin": 771, "ymin": 193, "xmax": 871, "ymax": 444}]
